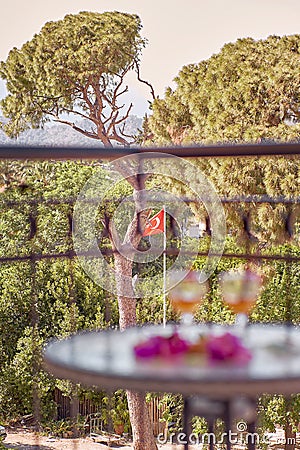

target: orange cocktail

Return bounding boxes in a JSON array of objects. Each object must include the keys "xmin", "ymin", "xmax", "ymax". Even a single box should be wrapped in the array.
[
  {"xmin": 220, "ymin": 268, "xmax": 263, "ymax": 333},
  {"xmin": 168, "ymin": 270, "xmax": 208, "ymax": 324}
]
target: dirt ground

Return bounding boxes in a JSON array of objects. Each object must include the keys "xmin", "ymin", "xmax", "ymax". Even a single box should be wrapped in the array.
[
  {"xmin": 2, "ymin": 429, "xmax": 188, "ymax": 450},
  {"xmin": 3, "ymin": 430, "xmax": 130, "ymax": 449},
  {"xmin": 2, "ymin": 427, "xmax": 290, "ymax": 450}
]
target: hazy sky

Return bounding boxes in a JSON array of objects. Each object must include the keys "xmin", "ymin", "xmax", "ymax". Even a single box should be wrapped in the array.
[{"xmin": 1, "ymin": 0, "xmax": 300, "ymax": 115}]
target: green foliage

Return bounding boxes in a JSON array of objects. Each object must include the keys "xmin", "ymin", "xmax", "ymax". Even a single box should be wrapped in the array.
[
  {"xmin": 43, "ymin": 416, "xmax": 86, "ymax": 438},
  {"xmin": 252, "ymin": 246, "xmax": 300, "ymax": 324},
  {"xmin": 147, "ymin": 34, "xmax": 300, "ymax": 247},
  {"xmin": 144, "ymin": 33, "xmax": 300, "ymax": 442},
  {"xmin": 158, "ymin": 394, "xmax": 207, "ymax": 436},
  {"xmin": 0, "ymin": 12, "xmax": 146, "ymax": 145},
  {"xmin": 0, "ymin": 327, "xmax": 56, "ymax": 420},
  {"xmin": 0, "ymin": 263, "xmax": 33, "ymax": 367},
  {"xmin": 159, "ymin": 393, "xmax": 184, "ymax": 434},
  {"xmin": 204, "ymin": 156, "xmax": 300, "ymax": 245},
  {"xmin": 258, "ymin": 394, "xmax": 300, "ymax": 434},
  {"xmin": 149, "ymin": 35, "xmax": 300, "ymax": 144},
  {"xmin": 0, "ymin": 155, "xmax": 299, "ymax": 438},
  {"xmin": 191, "ymin": 416, "xmax": 207, "ymax": 436},
  {"xmin": 0, "ymin": 160, "xmax": 119, "ymax": 420},
  {"xmin": 193, "ymin": 237, "xmax": 243, "ymax": 323},
  {"xmin": 101, "ymin": 390, "xmax": 131, "ymax": 433}
]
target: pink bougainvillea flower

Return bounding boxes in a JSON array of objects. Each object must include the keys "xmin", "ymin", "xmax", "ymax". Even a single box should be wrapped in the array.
[
  {"xmin": 133, "ymin": 336, "xmax": 162, "ymax": 359},
  {"xmin": 205, "ymin": 332, "xmax": 252, "ymax": 365},
  {"xmin": 134, "ymin": 331, "xmax": 252, "ymax": 366},
  {"xmin": 134, "ymin": 332, "xmax": 189, "ymax": 359},
  {"xmin": 166, "ymin": 332, "xmax": 190, "ymax": 355}
]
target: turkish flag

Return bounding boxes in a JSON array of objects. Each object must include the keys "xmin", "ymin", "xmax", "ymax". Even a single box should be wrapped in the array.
[{"xmin": 143, "ymin": 209, "xmax": 165, "ymax": 236}]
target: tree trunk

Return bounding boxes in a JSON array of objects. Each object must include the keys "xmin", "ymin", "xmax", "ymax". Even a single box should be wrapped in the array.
[
  {"xmin": 285, "ymin": 422, "xmax": 296, "ymax": 450},
  {"xmin": 127, "ymin": 391, "xmax": 158, "ymax": 450},
  {"xmin": 114, "ymin": 254, "xmax": 137, "ymax": 330},
  {"xmin": 114, "ymin": 252, "xmax": 158, "ymax": 450},
  {"xmin": 284, "ymin": 397, "xmax": 296, "ymax": 450}
]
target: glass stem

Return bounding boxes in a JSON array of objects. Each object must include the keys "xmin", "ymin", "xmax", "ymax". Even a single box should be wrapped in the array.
[
  {"xmin": 179, "ymin": 313, "xmax": 194, "ymax": 341},
  {"xmin": 235, "ymin": 313, "xmax": 248, "ymax": 338},
  {"xmin": 181, "ymin": 313, "xmax": 194, "ymax": 327}
]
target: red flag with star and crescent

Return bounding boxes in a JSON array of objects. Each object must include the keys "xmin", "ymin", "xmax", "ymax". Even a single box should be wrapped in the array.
[{"xmin": 143, "ymin": 209, "xmax": 165, "ymax": 236}]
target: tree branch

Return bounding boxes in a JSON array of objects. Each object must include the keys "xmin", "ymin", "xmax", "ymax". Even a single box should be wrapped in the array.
[
  {"xmin": 53, "ymin": 119, "xmax": 100, "ymax": 140},
  {"xmin": 119, "ymin": 122, "xmax": 136, "ymax": 140},
  {"xmin": 59, "ymin": 107, "xmax": 98, "ymax": 124},
  {"xmin": 114, "ymin": 103, "xmax": 133, "ymax": 126},
  {"xmin": 80, "ymin": 76, "xmax": 98, "ymax": 113},
  {"xmin": 134, "ymin": 61, "xmax": 156, "ymax": 101},
  {"xmin": 90, "ymin": 76, "xmax": 105, "ymax": 121}
]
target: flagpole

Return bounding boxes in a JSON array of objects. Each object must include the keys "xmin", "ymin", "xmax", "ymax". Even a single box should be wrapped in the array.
[{"xmin": 163, "ymin": 205, "xmax": 167, "ymax": 328}]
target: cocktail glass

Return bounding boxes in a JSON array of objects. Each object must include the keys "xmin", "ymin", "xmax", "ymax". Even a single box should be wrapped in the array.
[
  {"xmin": 168, "ymin": 270, "xmax": 208, "ymax": 327},
  {"xmin": 220, "ymin": 268, "xmax": 263, "ymax": 336}
]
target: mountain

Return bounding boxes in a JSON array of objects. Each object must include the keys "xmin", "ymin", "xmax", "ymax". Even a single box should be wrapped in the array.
[{"xmin": 0, "ymin": 115, "xmax": 143, "ymax": 147}]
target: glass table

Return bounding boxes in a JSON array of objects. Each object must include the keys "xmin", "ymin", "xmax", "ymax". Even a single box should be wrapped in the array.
[{"xmin": 43, "ymin": 323, "xmax": 300, "ymax": 449}]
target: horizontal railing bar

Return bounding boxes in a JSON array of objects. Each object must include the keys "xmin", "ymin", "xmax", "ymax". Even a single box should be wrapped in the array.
[
  {"xmin": 0, "ymin": 142, "xmax": 300, "ymax": 159},
  {"xmin": 0, "ymin": 250, "xmax": 299, "ymax": 264},
  {"xmin": 1, "ymin": 194, "xmax": 300, "ymax": 208},
  {"xmin": 220, "ymin": 195, "xmax": 300, "ymax": 204}
]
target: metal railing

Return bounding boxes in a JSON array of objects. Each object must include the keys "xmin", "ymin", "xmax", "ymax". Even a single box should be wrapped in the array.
[{"xmin": 0, "ymin": 142, "xmax": 300, "ymax": 448}]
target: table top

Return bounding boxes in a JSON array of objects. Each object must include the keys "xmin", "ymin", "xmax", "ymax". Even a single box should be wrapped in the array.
[{"xmin": 43, "ymin": 323, "xmax": 300, "ymax": 398}]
